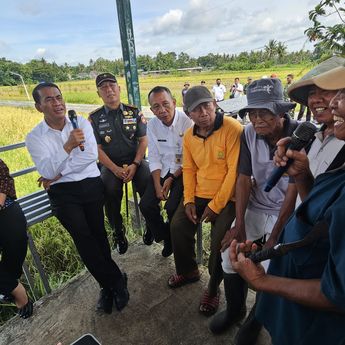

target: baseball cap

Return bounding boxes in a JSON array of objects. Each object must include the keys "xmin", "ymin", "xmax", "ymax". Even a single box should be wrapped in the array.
[
  {"xmin": 184, "ymin": 86, "xmax": 214, "ymax": 112},
  {"xmin": 288, "ymin": 56, "xmax": 345, "ymax": 105},
  {"xmin": 96, "ymin": 73, "xmax": 117, "ymax": 87}
]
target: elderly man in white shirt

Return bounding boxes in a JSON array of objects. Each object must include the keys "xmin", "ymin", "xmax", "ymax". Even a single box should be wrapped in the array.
[
  {"xmin": 26, "ymin": 82, "xmax": 129, "ymax": 315},
  {"xmin": 139, "ymin": 86, "xmax": 193, "ymax": 257}
]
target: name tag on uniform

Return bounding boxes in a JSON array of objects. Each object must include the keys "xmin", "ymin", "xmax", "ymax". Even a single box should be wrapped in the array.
[
  {"xmin": 158, "ymin": 139, "xmax": 167, "ymax": 142},
  {"xmin": 123, "ymin": 118, "xmax": 136, "ymax": 125},
  {"xmin": 99, "ymin": 123, "xmax": 110, "ymax": 129}
]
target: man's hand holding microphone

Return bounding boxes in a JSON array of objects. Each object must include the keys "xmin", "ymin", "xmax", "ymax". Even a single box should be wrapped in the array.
[{"xmin": 63, "ymin": 110, "xmax": 85, "ymax": 154}]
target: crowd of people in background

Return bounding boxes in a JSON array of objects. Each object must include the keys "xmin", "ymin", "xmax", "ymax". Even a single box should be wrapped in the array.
[
  {"xmin": 182, "ymin": 74, "xmax": 316, "ymax": 123},
  {"xmin": 1, "ymin": 56, "xmax": 345, "ymax": 345}
]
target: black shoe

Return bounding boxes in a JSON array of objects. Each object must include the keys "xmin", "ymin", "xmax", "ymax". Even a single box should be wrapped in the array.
[
  {"xmin": 235, "ymin": 303, "xmax": 262, "ymax": 345},
  {"xmin": 209, "ymin": 274, "xmax": 248, "ymax": 334},
  {"xmin": 114, "ymin": 273, "xmax": 129, "ymax": 311},
  {"xmin": 97, "ymin": 288, "xmax": 113, "ymax": 314},
  {"xmin": 143, "ymin": 227, "xmax": 154, "ymax": 245},
  {"xmin": 113, "ymin": 228, "xmax": 128, "ymax": 255},
  {"xmin": 162, "ymin": 238, "xmax": 173, "ymax": 257},
  {"xmin": 18, "ymin": 299, "xmax": 34, "ymax": 319}
]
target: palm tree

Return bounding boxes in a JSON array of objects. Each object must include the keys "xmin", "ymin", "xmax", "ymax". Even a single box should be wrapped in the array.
[
  {"xmin": 276, "ymin": 42, "xmax": 287, "ymax": 59},
  {"xmin": 264, "ymin": 39, "xmax": 278, "ymax": 59}
]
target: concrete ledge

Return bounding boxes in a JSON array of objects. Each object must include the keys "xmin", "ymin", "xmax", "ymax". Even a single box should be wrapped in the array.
[{"xmin": 0, "ymin": 240, "xmax": 271, "ymax": 345}]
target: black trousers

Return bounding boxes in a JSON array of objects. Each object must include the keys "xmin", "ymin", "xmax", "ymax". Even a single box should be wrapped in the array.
[
  {"xmin": 0, "ymin": 202, "xmax": 28, "ymax": 294},
  {"xmin": 139, "ymin": 173, "xmax": 183, "ymax": 242},
  {"xmin": 101, "ymin": 161, "xmax": 150, "ymax": 232},
  {"xmin": 48, "ymin": 177, "xmax": 122, "ymax": 289}
]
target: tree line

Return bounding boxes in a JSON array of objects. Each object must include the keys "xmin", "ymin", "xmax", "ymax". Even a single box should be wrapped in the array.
[{"xmin": 0, "ymin": 43, "xmax": 317, "ymax": 86}]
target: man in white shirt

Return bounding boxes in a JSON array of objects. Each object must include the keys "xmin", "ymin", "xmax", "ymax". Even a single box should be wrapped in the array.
[
  {"xmin": 230, "ymin": 77, "xmax": 243, "ymax": 98},
  {"xmin": 139, "ymin": 86, "xmax": 193, "ymax": 257},
  {"xmin": 212, "ymin": 78, "xmax": 226, "ymax": 101},
  {"xmin": 26, "ymin": 82, "xmax": 129, "ymax": 315}
]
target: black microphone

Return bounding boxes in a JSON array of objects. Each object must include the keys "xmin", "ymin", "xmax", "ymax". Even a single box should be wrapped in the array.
[
  {"xmin": 68, "ymin": 110, "xmax": 85, "ymax": 151},
  {"xmin": 264, "ymin": 122, "xmax": 317, "ymax": 192}
]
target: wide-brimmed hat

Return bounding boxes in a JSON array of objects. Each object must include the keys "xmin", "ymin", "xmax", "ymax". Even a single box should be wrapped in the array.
[
  {"xmin": 239, "ymin": 78, "xmax": 295, "ymax": 117},
  {"xmin": 96, "ymin": 72, "xmax": 117, "ymax": 87},
  {"xmin": 184, "ymin": 86, "xmax": 214, "ymax": 112},
  {"xmin": 312, "ymin": 64, "xmax": 345, "ymax": 90},
  {"xmin": 287, "ymin": 56, "xmax": 345, "ymax": 105}
]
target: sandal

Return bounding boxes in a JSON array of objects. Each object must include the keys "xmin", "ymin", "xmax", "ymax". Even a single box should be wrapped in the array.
[
  {"xmin": 199, "ymin": 289, "xmax": 220, "ymax": 317},
  {"xmin": 168, "ymin": 274, "xmax": 200, "ymax": 289}
]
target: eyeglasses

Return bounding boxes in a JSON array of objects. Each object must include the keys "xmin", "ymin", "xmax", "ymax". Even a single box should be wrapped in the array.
[
  {"xmin": 151, "ymin": 102, "xmax": 172, "ymax": 112},
  {"xmin": 248, "ymin": 109, "xmax": 275, "ymax": 121}
]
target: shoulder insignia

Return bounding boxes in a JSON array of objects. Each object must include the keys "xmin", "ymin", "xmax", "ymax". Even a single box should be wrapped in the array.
[
  {"xmin": 89, "ymin": 106, "xmax": 104, "ymax": 117},
  {"xmin": 123, "ymin": 103, "xmax": 138, "ymax": 109}
]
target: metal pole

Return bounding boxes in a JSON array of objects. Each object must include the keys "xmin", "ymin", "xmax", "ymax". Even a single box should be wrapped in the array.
[
  {"xmin": 116, "ymin": 0, "xmax": 141, "ymax": 108},
  {"xmin": 10, "ymin": 72, "xmax": 30, "ymax": 100}
]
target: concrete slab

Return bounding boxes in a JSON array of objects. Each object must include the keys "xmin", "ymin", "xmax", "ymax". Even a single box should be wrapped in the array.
[{"xmin": 0, "ymin": 241, "xmax": 271, "ymax": 345}]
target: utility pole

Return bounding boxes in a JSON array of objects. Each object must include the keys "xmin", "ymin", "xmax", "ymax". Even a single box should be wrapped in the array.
[
  {"xmin": 9, "ymin": 72, "xmax": 30, "ymax": 101},
  {"xmin": 116, "ymin": 0, "xmax": 141, "ymax": 108}
]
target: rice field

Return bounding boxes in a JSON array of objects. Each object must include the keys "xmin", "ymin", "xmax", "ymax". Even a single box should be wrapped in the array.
[{"xmin": 0, "ymin": 64, "xmax": 311, "ymax": 107}]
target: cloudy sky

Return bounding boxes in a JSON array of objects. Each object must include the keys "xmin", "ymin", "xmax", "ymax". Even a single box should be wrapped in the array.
[{"xmin": 1, "ymin": 0, "xmax": 325, "ymax": 65}]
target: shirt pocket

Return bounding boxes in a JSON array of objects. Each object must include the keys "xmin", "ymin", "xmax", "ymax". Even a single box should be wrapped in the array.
[
  {"xmin": 209, "ymin": 145, "xmax": 227, "ymax": 177},
  {"xmin": 122, "ymin": 118, "xmax": 137, "ymax": 140}
]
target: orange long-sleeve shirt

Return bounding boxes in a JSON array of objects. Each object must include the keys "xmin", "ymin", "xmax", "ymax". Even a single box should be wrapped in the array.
[{"xmin": 183, "ymin": 115, "xmax": 243, "ymax": 214}]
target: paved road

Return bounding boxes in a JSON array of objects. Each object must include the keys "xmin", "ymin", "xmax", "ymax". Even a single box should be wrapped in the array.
[{"xmin": 0, "ymin": 100, "xmax": 157, "ymax": 118}]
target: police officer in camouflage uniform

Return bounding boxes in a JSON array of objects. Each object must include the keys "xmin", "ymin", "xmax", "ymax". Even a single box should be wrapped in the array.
[{"xmin": 89, "ymin": 73, "xmax": 152, "ymax": 254}]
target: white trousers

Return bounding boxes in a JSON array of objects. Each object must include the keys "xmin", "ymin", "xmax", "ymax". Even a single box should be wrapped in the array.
[{"xmin": 221, "ymin": 208, "xmax": 278, "ymax": 274}]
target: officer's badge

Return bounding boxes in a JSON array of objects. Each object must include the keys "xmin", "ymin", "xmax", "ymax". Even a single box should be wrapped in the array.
[
  {"xmin": 123, "ymin": 111, "xmax": 128, "ymax": 116},
  {"xmin": 105, "ymin": 135, "xmax": 111, "ymax": 143},
  {"xmin": 175, "ymin": 154, "xmax": 182, "ymax": 164},
  {"xmin": 217, "ymin": 151, "xmax": 225, "ymax": 159},
  {"xmin": 128, "ymin": 110, "xmax": 133, "ymax": 116}
]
